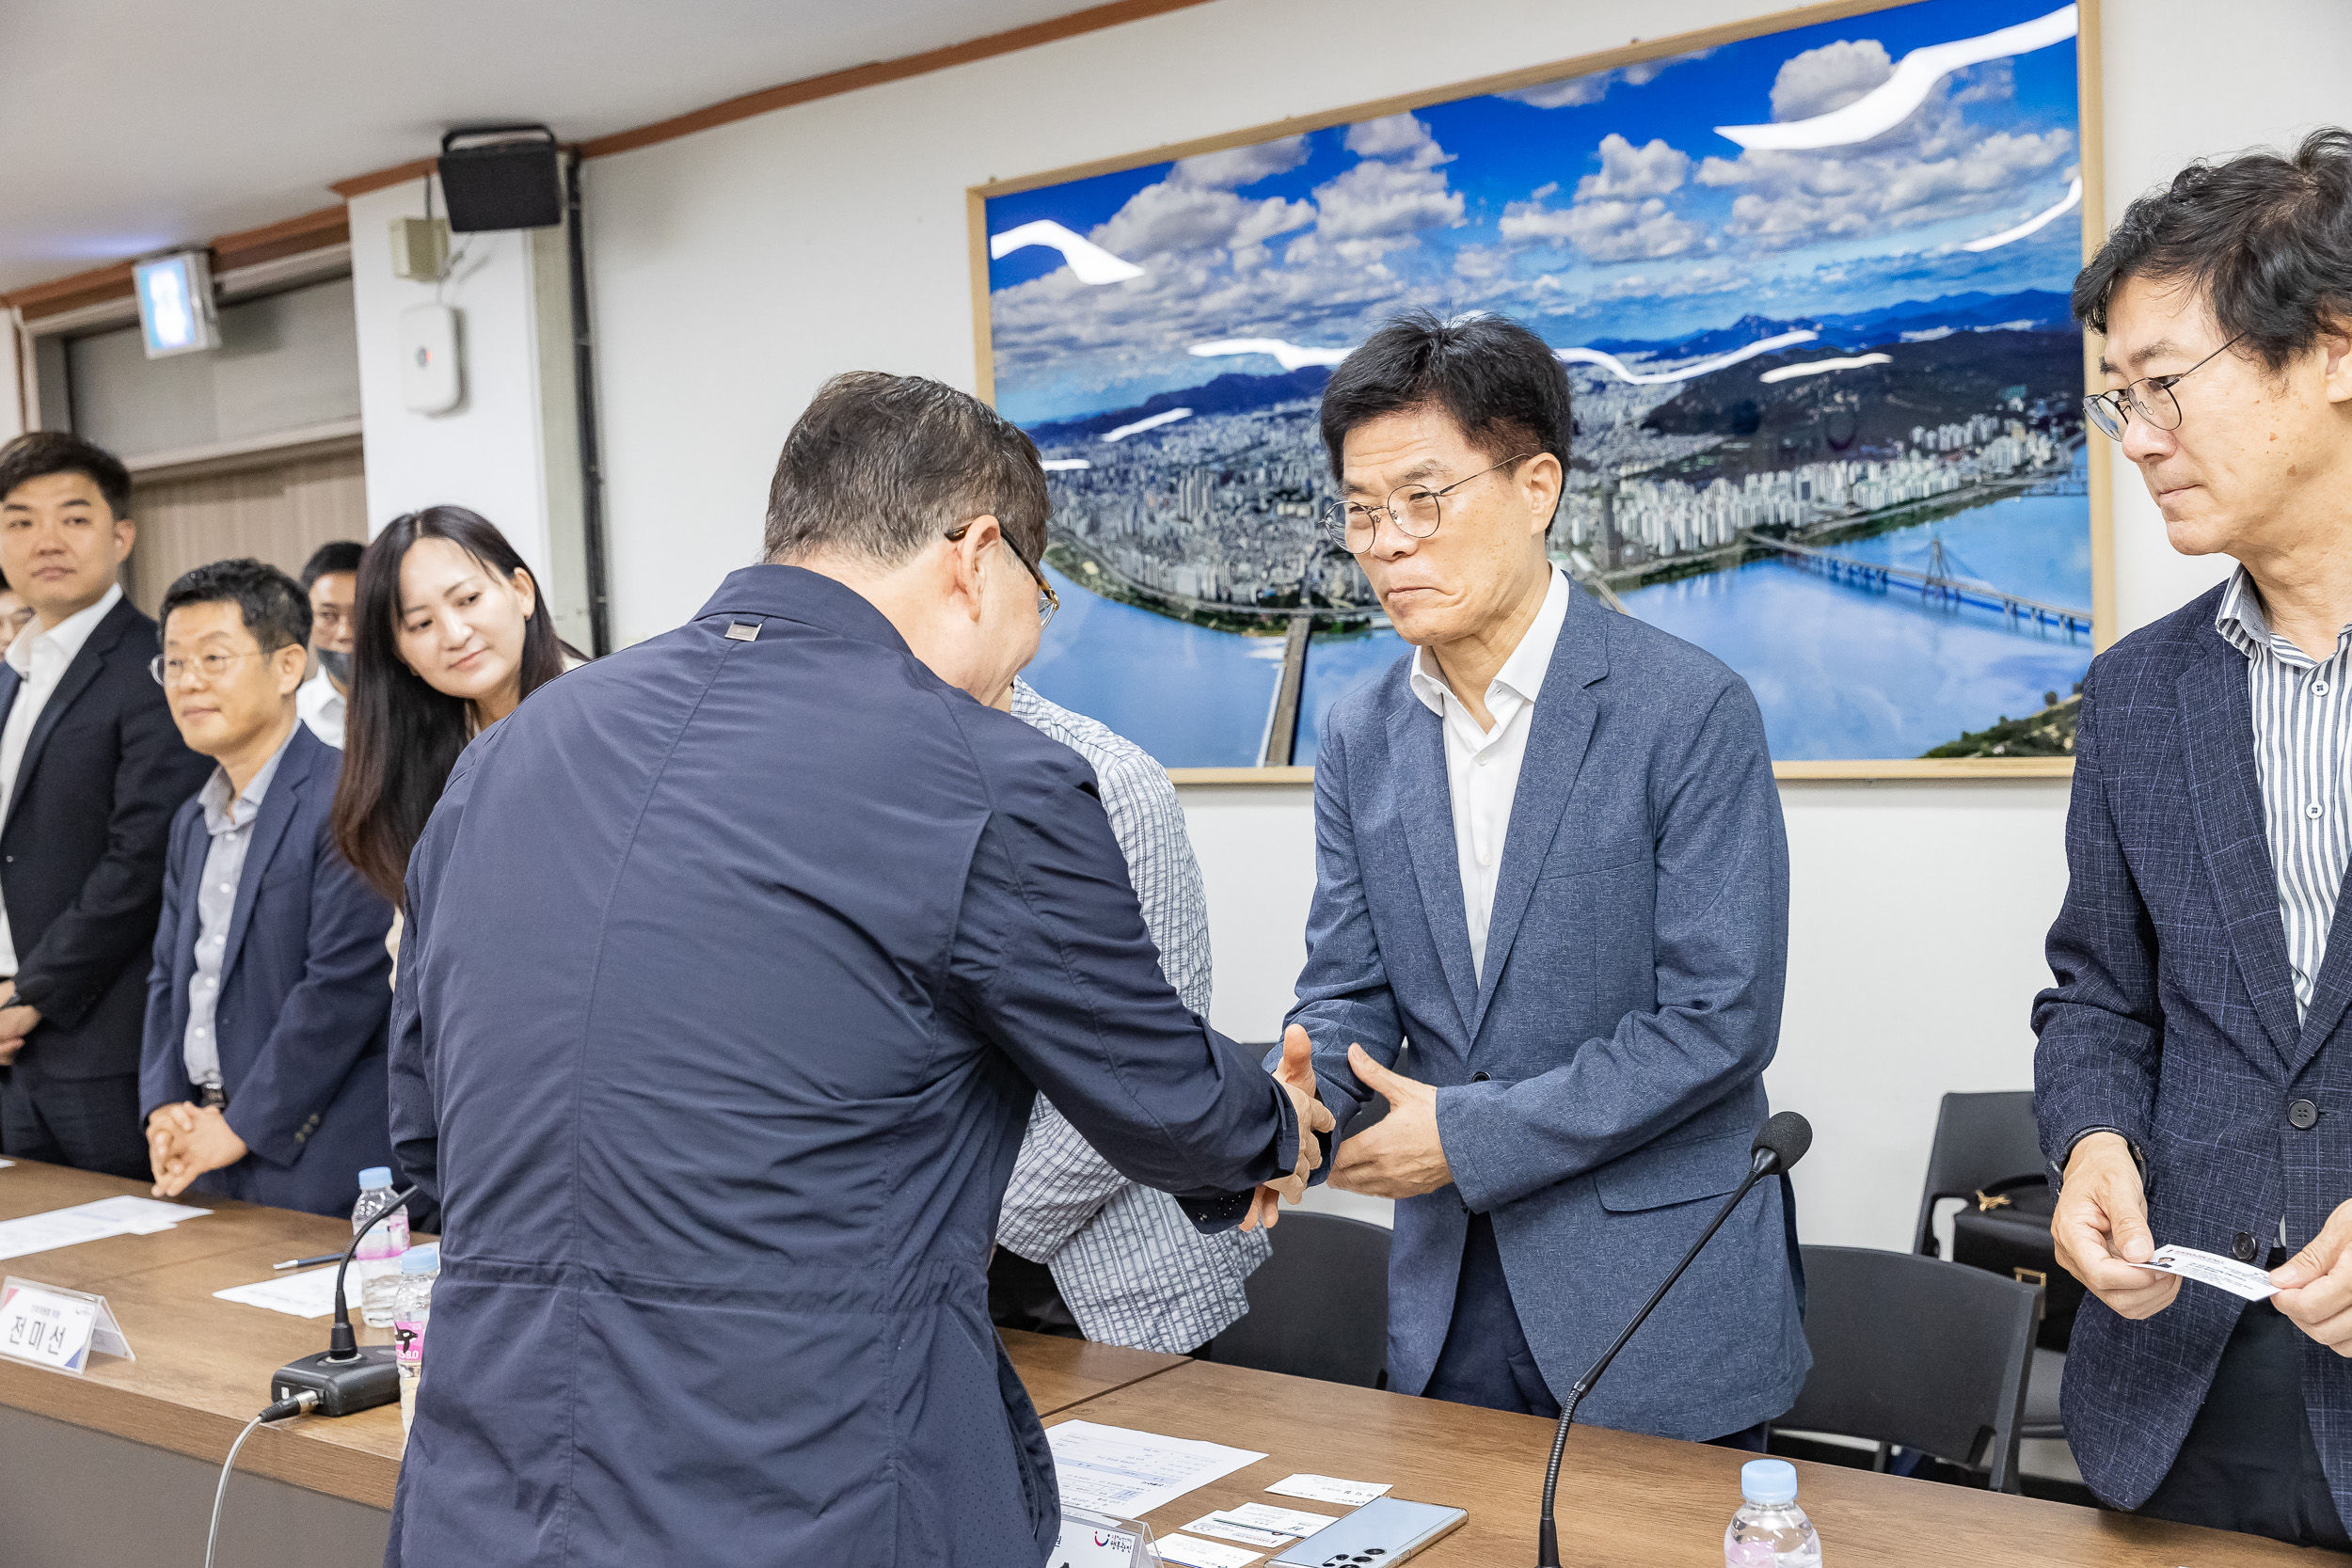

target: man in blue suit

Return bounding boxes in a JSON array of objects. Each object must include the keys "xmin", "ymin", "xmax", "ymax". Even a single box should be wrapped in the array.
[
  {"xmin": 1286, "ymin": 310, "xmax": 1805, "ymax": 1443},
  {"xmin": 384, "ymin": 373, "xmax": 1328, "ymax": 1567},
  {"xmin": 139, "ymin": 559, "xmax": 396, "ymax": 1217},
  {"xmin": 2037, "ymin": 129, "xmax": 2352, "ymax": 1549}
]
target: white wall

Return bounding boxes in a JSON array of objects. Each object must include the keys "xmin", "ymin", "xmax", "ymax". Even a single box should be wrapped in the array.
[{"xmin": 338, "ymin": 0, "xmax": 2352, "ymax": 1248}]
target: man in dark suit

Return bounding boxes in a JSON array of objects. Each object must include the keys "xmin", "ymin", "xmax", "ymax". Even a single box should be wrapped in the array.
[
  {"xmin": 1284, "ymin": 311, "xmax": 1804, "ymax": 1443},
  {"xmin": 0, "ymin": 433, "xmax": 210, "ymax": 1177},
  {"xmin": 383, "ymin": 372, "xmax": 1329, "ymax": 1567},
  {"xmin": 2038, "ymin": 128, "xmax": 2352, "ymax": 1548},
  {"xmin": 140, "ymin": 559, "xmax": 396, "ymax": 1217}
]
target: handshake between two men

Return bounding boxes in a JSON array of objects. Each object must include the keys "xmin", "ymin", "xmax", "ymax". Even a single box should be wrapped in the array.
[{"xmin": 1241, "ymin": 1025, "xmax": 1464, "ymax": 1231}]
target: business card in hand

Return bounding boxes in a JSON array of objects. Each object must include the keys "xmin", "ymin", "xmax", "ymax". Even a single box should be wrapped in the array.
[{"xmin": 2130, "ymin": 1244, "xmax": 2280, "ymax": 1301}]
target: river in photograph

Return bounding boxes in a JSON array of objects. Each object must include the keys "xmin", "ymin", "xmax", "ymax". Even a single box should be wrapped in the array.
[
  {"xmin": 1024, "ymin": 565, "xmax": 1286, "ymax": 767},
  {"xmin": 1025, "ymin": 483, "xmax": 2093, "ymax": 768},
  {"xmin": 1620, "ymin": 486, "xmax": 2092, "ymax": 761}
]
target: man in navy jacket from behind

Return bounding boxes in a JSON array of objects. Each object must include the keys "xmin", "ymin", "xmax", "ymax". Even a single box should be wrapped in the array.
[
  {"xmin": 139, "ymin": 559, "xmax": 395, "ymax": 1217},
  {"xmin": 385, "ymin": 372, "xmax": 1330, "ymax": 1568}
]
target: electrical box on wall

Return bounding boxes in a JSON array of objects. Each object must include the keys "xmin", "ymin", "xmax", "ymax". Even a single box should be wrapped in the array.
[
  {"xmin": 399, "ymin": 304, "xmax": 463, "ymax": 414},
  {"xmin": 389, "ymin": 216, "xmax": 451, "ymax": 280}
]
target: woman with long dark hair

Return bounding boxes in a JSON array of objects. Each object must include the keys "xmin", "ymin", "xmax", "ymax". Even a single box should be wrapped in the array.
[{"xmin": 330, "ymin": 506, "xmax": 580, "ymax": 911}]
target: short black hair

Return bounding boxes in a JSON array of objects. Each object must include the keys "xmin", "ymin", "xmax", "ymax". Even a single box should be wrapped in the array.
[
  {"xmin": 763, "ymin": 372, "xmax": 1050, "ymax": 568},
  {"xmin": 0, "ymin": 431, "xmax": 134, "ymax": 520},
  {"xmin": 1318, "ymin": 309, "xmax": 1571, "ymax": 481},
  {"xmin": 159, "ymin": 558, "xmax": 311, "ymax": 653},
  {"xmin": 300, "ymin": 539, "xmax": 366, "ymax": 593},
  {"xmin": 2075, "ymin": 127, "xmax": 2352, "ymax": 372}
]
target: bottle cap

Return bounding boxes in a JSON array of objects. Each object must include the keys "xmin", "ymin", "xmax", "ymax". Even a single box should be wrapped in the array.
[
  {"xmin": 400, "ymin": 1243, "xmax": 440, "ymax": 1274},
  {"xmin": 358, "ymin": 1166, "xmax": 392, "ymax": 1189},
  {"xmin": 1740, "ymin": 1459, "xmax": 1798, "ymax": 1506}
]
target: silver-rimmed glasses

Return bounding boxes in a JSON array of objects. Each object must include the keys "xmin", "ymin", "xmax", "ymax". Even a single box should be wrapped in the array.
[
  {"xmin": 1320, "ymin": 452, "xmax": 1537, "ymax": 554},
  {"xmin": 2084, "ymin": 336, "xmax": 2242, "ymax": 440}
]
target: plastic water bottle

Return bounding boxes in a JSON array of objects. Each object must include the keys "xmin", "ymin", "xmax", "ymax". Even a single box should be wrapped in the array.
[
  {"xmin": 1724, "ymin": 1459, "xmax": 1820, "ymax": 1567},
  {"xmin": 392, "ymin": 1244, "xmax": 437, "ymax": 1438},
  {"xmin": 352, "ymin": 1167, "xmax": 409, "ymax": 1326}
]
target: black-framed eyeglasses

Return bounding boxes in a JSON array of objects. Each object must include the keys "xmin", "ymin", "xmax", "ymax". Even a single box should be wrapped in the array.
[
  {"xmin": 1321, "ymin": 453, "xmax": 1537, "ymax": 554},
  {"xmin": 945, "ymin": 522, "xmax": 1059, "ymax": 628},
  {"xmin": 150, "ymin": 646, "xmax": 291, "ymax": 688},
  {"xmin": 2084, "ymin": 336, "xmax": 2243, "ymax": 440}
]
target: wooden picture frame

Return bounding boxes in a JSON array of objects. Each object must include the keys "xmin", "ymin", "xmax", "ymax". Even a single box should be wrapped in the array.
[{"xmin": 971, "ymin": 0, "xmax": 2107, "ymax": 784}]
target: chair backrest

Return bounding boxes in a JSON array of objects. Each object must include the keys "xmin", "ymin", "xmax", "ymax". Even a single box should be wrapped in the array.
[
  {"xmin": 1777, "ymin": 1245, "xmax": 2040, "ymax": 1492},
  {"xmin": 1913, "ymin": 1090, "xmax": 2042, "ymax": 1255},
  {"xmin": 1205, "ymin": 1212, "xmax": 1391, "ymax": 1387}
]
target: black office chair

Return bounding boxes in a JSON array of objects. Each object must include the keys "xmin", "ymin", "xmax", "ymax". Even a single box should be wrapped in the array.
[
  {"xmin": 1772, "ymin": 1245, "xmax": 2040, "ymax": 1493},
  {"xmin": 1204, "ymin": 1211, "xmax": 1390, "ymax": 1388},
  {"xmin": 1912, "ymin": 1090, "xmax": 2063, "ymax": 1443}
]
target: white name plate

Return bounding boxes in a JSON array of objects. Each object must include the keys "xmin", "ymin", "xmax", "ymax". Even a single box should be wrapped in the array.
[{"xmin": 0, "ymin": 1277, "xmax": 134, "ymax": 1375}]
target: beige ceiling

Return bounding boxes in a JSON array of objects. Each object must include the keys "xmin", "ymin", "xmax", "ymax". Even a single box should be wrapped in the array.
[{"xmin": 0, "ymin": 0, "xmax": 1107, "ymax": 293}]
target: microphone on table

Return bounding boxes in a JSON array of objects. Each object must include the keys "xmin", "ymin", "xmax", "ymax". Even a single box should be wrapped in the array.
[
  {"xmin": 267, "ymin": 1183, "xmax": 419, "ymax": 1418},
  {"xmin": 1534, "ymin": 1113, "xmax": 1812, "ymax": 1567}
]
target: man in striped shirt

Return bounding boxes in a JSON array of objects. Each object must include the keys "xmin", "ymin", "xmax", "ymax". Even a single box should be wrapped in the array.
[
  {"xmin": 987, "ymin": 679, "xmax": 1271, "ymax": 1354},
  {"xmin": 2036, "ymin": 129, "xmax": 2352, "ymax": 1547}
]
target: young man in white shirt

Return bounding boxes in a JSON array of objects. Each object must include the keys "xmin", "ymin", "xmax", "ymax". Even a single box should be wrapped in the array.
[{"xmin": 294, "ymin": 539, "xmax": 362, "ymax": 749}]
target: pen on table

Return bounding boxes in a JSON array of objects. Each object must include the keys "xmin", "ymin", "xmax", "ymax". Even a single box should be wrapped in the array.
[{"xmin": 274, "ymin": 1252, "xmax": 342, "ymax": 1271}]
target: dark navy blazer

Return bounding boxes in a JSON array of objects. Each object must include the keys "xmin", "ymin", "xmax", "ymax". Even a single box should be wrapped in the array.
[
  {"xmin": 138, "ymin": 721, "xmax": 395, "ymax": 1217},
  {"xmin": 1286, "ymin": 581, "xmax": 1807, "ymax": 1442},
  {"xmin": 2037, "ymin": 582, "xmax": 2352, "ymax": 1518},
  {"xmin": 383, "ymin": 566, "xmax": 1300, "ymax": 1568}
]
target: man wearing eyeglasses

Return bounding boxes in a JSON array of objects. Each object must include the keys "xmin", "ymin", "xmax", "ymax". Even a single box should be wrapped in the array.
[
  {"xmin": 0, "ymin": 433, "xmax": 208, "ymax": 1177},
  {"xmin": 137, "ymin": 559, "xmax": 396, "ymax": 1216},
  {"xmin": 1284, "ymin": 309, "xmax": 1806, "ymax": 1444},
  {"xmin": 2038, "ymin": 129, "xmax": 2352, "ymax": 1549},
  {"xmin": 381, "ymin": 372, "xmax": 1329, "ymax": 1566}
]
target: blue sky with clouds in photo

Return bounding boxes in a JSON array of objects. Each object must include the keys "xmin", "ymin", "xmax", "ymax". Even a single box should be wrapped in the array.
[{"xmin": 984, "ymin": 0, "xmax": 2083, "ymax": 426}]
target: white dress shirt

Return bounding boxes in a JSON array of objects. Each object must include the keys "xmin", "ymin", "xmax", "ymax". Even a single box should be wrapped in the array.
[
  {"xmin": 295, "ymin": 670, "xmax": 346, "ymax": 749},
  {"xmin": 0, "ymin": 582, "xmax": 123, "ymax": 975},
  {"xmin": 1407, "ymin": 567, "xmax": 1571, "ymax": 981}
]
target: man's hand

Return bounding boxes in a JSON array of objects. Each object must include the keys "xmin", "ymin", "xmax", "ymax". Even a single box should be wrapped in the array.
[
  {"xmin": 2052, "ymin": 1132, "xmax": 2177, "ymax": 1320},
  {"xmin": 0, "ymin": 980, "xmax": 38, "ymax": 1066},
  {"xmin": 1328, "ymin": 1044, "xmax": 1454, "ymax": 1200},
  {"xmin": 147, "ymin": 1104, "xmax": 197, "ymax": 1194},
  {"xmin": 2271, "ymin": 1199, "xmax": 2352, "ymax": 1355},
  {"xmin": 1241, "ymin": 1026, "xmax": 1335, "ymax": 1232},
  {"xmin": 151, "ymin": 1105, "xmax": 246, "ymax": 1198}
]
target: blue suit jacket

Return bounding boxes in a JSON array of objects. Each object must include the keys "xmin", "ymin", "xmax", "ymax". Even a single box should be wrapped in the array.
[
  {"xmin": 383, "ymin": 566, "xmax": 1301, "ymax": 1568},
  {"xmin": 2036, "ymin": 582, "xmax": 2352, "ymax": 1517},
  {"xmin": 138, "ymin": 721, "xmax": 395, "ymax": 1217},
  {"xmin": 1286, "ymin": 582, "xmax": 1805, "ymax": 1441}
]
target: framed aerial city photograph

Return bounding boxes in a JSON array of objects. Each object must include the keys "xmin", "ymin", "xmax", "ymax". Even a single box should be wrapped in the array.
[{"xmin": 971, "ymin": 0, "xmax": 2107, "ymax": 779}]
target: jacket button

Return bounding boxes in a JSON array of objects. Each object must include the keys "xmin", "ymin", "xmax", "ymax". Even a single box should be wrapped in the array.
[
  {"xmin": 2233, "ymin": 1231, "xmax": 2258, "ymax": 1263},
  {"xmin": 1471, "ymin": 1071, "xmax": 1490, "ymax": 1083},
  {"xmin": 2289, "ymin": 1099, "xmax": 2321, "ymax": 1131}
]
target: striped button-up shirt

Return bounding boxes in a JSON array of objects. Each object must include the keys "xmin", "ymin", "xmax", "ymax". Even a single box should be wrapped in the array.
[
  {"xmin": 994, "ymin": 680, "xmax": 1270, "ymax": 1354},
  {"xmin": 2216, "ymin": 566, "xmax": 2352, "ymax": 1020}
]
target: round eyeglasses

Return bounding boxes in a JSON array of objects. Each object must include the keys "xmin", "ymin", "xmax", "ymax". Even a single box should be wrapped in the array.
[
  {"xmin": 2084, "ymin": 336, "xmax": 2242, "ymax": 441},
  {"xmin": 1320, "ymin": 453, "xmax": 1537, "ymax": 554}
]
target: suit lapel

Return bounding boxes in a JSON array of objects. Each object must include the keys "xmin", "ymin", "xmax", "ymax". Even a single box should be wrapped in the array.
[
  {"xmin": 1388, "ymin": 698, "xmax": 1478, "ymax": 1037},
  {"xmin": 4, "ymin": 598, "xmax": 132, "ymax": 836},
  {"xmin": 1469, "ymin": 592, "xmax": 1608, "ymax": 1043},
  {"xmin": 2178, "ymin": 651, "xmax": 2302, "ymax": 1073},
  {"xmin": 0, "ymin": 662, "xmax": 18, "ymax": 730},
  {"xmin": 2291, "ymin": 857, "xmax": 2352, "ymax": 1072},
  {"xmin": 220, "ymin": 731, "xmax": 310, "ymax": 987}
]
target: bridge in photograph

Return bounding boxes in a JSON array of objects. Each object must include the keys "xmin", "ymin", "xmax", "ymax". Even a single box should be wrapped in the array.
[{"xmin": 1743, "ymin": 531, "xmax": 2093, "ymax": 635}]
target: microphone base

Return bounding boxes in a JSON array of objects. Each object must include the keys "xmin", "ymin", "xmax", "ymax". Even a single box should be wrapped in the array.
[{"xmin": 271, "ymin": 1345, "xmax": 399, "ymax": 1418}]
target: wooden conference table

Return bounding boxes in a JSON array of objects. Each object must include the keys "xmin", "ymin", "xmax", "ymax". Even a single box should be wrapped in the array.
[{"xmin": 0, "ymin": 1158, "xmax": 2335, "ymax": 1568}]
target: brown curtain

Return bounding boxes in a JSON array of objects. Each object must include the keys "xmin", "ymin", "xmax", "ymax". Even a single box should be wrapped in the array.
[{"xmin": 125, "ymin": 440, "xmax": 367, "ymax": 614}]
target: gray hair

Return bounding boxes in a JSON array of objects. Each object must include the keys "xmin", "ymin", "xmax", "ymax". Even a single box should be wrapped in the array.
[{"xmin": 762, "ymin": 372, "xmax": 1050, "ymax": 569}]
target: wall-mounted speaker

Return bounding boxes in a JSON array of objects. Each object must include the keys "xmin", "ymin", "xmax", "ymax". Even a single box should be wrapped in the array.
[{"xmin": 437, "ymin": 124, "xmax": 563, "ymax": 233}]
